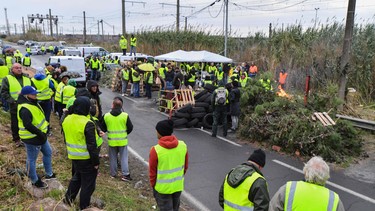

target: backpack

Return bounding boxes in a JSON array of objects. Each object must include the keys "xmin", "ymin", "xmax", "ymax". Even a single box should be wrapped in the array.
[{"xmin": 215, "ymin": 87, "xmax": 227, "ymax": 105}]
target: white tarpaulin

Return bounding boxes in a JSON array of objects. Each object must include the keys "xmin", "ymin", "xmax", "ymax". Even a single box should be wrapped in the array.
[{"xmin": 155, "ymin": 50, "xmax": 233, "ymax": 63}]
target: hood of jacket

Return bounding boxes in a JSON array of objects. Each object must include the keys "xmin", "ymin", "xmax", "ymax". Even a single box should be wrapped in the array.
[
  {"xmin": 34, "ymin": 73, "xmax": 46, "ymax": 80},
  {"xmin": 72, "ymin": 96, "xmax": 91, "ymax": 116},
  {"xmin": 17, "ymin": 94, "xmax": 39, "ymax": 106},
  {"xmin": 86, "ymin": 80, "xmax": 102, "ymax": 96},
  {"xmin": 158, "ymin": 135, "xmax": 179, "ymax": 149},
  {"xmin": 110, "ymin": 108, "xmax": 122, "ymax": 116},
  {"xmin": 226, "ymin": 162, "xmax": 263, "ymax": 188}
]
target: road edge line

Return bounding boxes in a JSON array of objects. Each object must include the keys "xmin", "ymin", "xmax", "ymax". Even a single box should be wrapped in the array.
[
  {"xmin": 272, "ymin": 159, "xmax": 375, "ymax": 204},
  {"xmin": 128, "ymin": 146, "xmax": 211, "ymax": 211}
]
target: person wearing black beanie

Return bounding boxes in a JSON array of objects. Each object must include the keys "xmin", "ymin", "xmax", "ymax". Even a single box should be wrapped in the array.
[
  {"xmin": 149, "ymin": 119, "xmax": 189, "ymax": 210},
  {"xmin": 219, "ymin": 148, "xmax": 270, "ymax": 210}
]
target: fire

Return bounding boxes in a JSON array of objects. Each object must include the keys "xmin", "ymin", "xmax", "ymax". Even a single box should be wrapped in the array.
[{"xmin": 277, "ymin": 85, "xmax": 291, "ymax": 99}]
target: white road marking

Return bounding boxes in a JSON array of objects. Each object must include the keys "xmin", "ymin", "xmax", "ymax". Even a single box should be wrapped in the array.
[
  {"xmin": 128, "ymin": 146, "xmax": 211, "ymax": 211},
  {"xmin": 272, "ymin": 159, "xmax": 375, "ymax": 204},
  {"xmin": 123, "ymin": 96, "xmax": 137, "ymax": 103},
  {"xmin": 195, "ymin": 128, "xmax": 242, "ymax": 147}
]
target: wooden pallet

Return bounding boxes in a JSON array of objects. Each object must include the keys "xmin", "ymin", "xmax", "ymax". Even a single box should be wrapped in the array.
[
  {"xmin": 313, "ymin": 112, "xmax": 336, "ymax": 126},
  {"xmin": 174, "ymin": 88, "xmax": 195, "ymax": 108}
]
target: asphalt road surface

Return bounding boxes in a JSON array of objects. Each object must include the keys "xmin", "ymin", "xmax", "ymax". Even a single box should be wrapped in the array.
[{"xmin": 13, "ymin": 42, "xmax": 375, "ymax": 211}]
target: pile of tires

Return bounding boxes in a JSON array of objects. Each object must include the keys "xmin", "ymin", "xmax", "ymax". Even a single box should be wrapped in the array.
[{"xmin": 171, "ymin": 84, "xmax": 217, "ymax": 129}]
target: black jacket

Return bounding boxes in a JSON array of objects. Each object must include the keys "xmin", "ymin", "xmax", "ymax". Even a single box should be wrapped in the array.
[
  {"xmin": 86, "ymin": 80, "xmax": 103, "ymax": 118},
  {"xmin": 17, "ymin": 95, "xmax": 47, "ymax": 145},
  {"xmin": 229, "ymin": 87, "xmax": 241, "ymax": 116},
  {"xmin": 101, "ymin": 108, "xmax": 133, "ymax": 134},
  {"xmin": 165, "ymin": 70, "xmax": 175, "ymax": 82}
]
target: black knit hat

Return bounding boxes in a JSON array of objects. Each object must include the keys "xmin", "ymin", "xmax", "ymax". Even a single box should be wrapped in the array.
[
  {"xmin": 248, "ymin": 149, "xmax": 266, "ymax": 167},
  {"xmin": 156, "ymin": 119, "xmax": 174, "ymax": 136}
]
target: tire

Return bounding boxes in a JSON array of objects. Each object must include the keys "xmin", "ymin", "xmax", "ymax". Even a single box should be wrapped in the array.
[
  {"xmin": 208, "ymin": 105, "xmax": 213, "ymax": 113},
  {"xmin": 176, "ymin": 103, "xmax": 192, "ymax": 113},
  {"xmin": 191, "ymin": 112, "xmax": 206, "ymax": 119},
  {"xmin": 173, "ymin": 118, "xmax": 188, "ymax": 127},
  {"xmin": 202, "ymin": 113, "xmax": 213, "ymax": 129},
  {"xmin": 204, "ymin": 84, "xmax": 216, "ymax": 92},
  {"xmin": 191, "ymin": 107, "xmax": 206, "ymax": 113},
  {"xmin": 194, "ymin": 102, "xmax": 209, "ymax": 108},
  {"xmin": 204, "ymin": 94, "xmax": 212, "ymax": 104},
  {"xmin": 186, "ymin": 118, "xmax": 199, "ymax": 128},
  {"xmin": 174, "ymin": 111, "xmax": 190, "ymax": 118},
  {"xmin": 194, "ymin": 89, "xmax": 208, "ymax": 100},
  {"xmin": 196, "ymin": 92, "xmax": 211, "ymax": 102}
]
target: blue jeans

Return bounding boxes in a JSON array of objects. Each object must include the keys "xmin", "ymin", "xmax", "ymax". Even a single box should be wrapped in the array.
[
  {"xmin": 121, "ymin": 80, "xmax": 129, "ymax": 95},
  {"xmin": 39, "ymin": 100, "xmax": 52, "ymax": 123},
  {"xmin": 108, "ymin": 145, "xmax": 129, "ymax": 177},
  {"xmin": 91, "ymin": 69, "xmax": 98, "ymax": 80},
  {"xmin": 130, "ymin": 46, "xmax": 136, "ymax": 56},
  {"xmin": 25, "ymin": 140, "xmax": 53, "ymax": 183},
  {"xmin": 133, "ymin": 82, "xmax": 140, "ymax": 97},
  {"xmin": 0, "ymin": 94, "xmax": 9, "ymax": 111}
]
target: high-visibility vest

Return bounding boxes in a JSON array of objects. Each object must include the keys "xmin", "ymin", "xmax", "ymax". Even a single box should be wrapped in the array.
[
  {"xmin": 279, "ymin": 72, "xmax": 288, "ymax": 85},
  {"xmin": 130, "ymin": 37, "xmax": 137, "ymax": 47},
  {"xmin": 0, "ymin": 66, "xmax": 9, "ymax": 85},
  {"xmin": 104, "ymin": 112, "xmax": 128, "ymax": 147},
  {"xmin": 214, "ymin": 87, "xmax": 229, "ymax": 105},
  {"xmin": 240, "ymin": 72, "xmax": 248, "ymax": 87},
  {"xmin": 62, "ymin": 85, "xmax": 76, "ymax": 105},
  {"xmin": 17, "ymin": 103, "xmax": 48, "ymax": 140},
  {"xmin": 50, "ymin": 77, "xmax": 58, "ymax": 93},
  {"xmin": 154, "ymin": 141, "xmax": 187, "ymax": 194},
  {"xmin": 114, "ymin": 59, "xmax": 119, "ymax": 64},
  {"xmin": 208, "ymin": 66, "xmax": 217, "ymax": 74},
  {"xmin": 215, "ymin": 71, "xmax": 224, "ymax": 81},
  {"xmin": 54, "ymin": 82, "xmax": 65, "ymax": 103},
  {"xmin": 122, "ymin": 69, "xmax": 129, "ymax": 80},
  {"xmin": 23, "ymin": 57, "xmax": 31, "ymax": 66},
  {"xmin": 6, "ymin": 56, "xmax": 13, "ymax": 69},
  {"xmin": 6, "ymin": 75, "xmax": 31, "ymax": 100},
  {"xmin": 205, "ymin": 80, "xmax": 212, "ymax": 85},
  {"xmin": 63, "ymin": 114, "xmax": 97, "ymax": 160},
  {"xmin": 41, "ymin": 46, "xmax": 46, "ymax": 51},
  {"xmin": 32, "ymin": 77, "xmax": 52, "ymax": 100},
  {"xmin": 188, "ymin": 74, "xmax": 196, "ymax": 83},
  {"xmin": 26, "ymin": 47, "xmax": 31, "ymax": 53},
  {"xmin": 49, "ymin": 46, "xmax": 54, "ymax": 51},
  {"xmin": 158, "ymin": 67, "xmax": 166, "ymax": 79},
  {"xmin": 145, "ymin": 72, "xmax": 153, "ymax": 84},
  {"xmin": 132, "ymin": 69, "xmax": 140, "ymax": 82},
  {"xmin": 249, "ymin": 65, "xmax": 258, "ymax": 74},
  {"xmin": 90, "ymin": 59, "xmax": 100, "ymax": 69},
  {"xmin": 223, "ymin": 171, "xmax": 264, "ymax": 211},
  {"xmin": 91, "ymin": 116, "xmax": 103, "ymax": 147},
  {"xmin": 284, "ymin": 181, "xmax": 339, "ymax": 211},
  {"xmin": 119, "ymin": 38, "xmax": 128, "ymax": 49}
]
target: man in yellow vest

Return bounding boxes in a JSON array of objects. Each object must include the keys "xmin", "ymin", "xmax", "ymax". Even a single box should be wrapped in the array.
[
  {"xmin": 219, "ymin": 149, "xmax": 270, "ymax": 210},
  {"xmin": 90, "ymin": 56, "xmax": 100, "ymax": 81},
  {"xmin": 119, "ymin": 35, "xmax": 128, "ymax": 55},
  {"xmin": 26, "ymin": 45, "xmax": 31, "ymax": 55},
  {"xmin": 62, "ymin": 96, "xmax": 99, "ymax": 210},
  {"xmin": 17, "ymin": 86, "xmax": 55, "ymax": 189},
  {"xmin": 5, "ymin": 53, "xmax": 14, "ymax": 70},
  {"xmin": 144, "ymin": 70, "xmax": 154, "ymax": 99},
  {"xmin": 0, "ymin": 59, "xmax": 10, "ymax": 111},
  {"xmin": 211, "ymin": 81, "xmax": 229, "ymax": 138},
  {"xmin": 149, "ymin": 119, "xmax": 188, "ymax": 211},
  {"xmin": 130, "ymin": 34, "xmax": 137, "ymax": 56},
  {"xmin": 62, "ymin": 79, "xmax": 77, "ymax": 112},
  {"xmin": 269, "ymin": 156, "xmax": 345, "ymax": 211},
  {"xmin": 131, "ymin": 68, "xmax": 141, "ymax": 97},
  {"xmin": 22, "ymin": 54, "xmax": 32, "ymax": 68},
  {"xmin": 1, "ymin": 63, "xmax": 34, "ymax": 147},
  {"xmin": 121, "ymin": 66, "xmax": 130, "ymax": 96},
  {"xmin": 103, "ymin": 97, "xmax": 134, "ymax": 181}
]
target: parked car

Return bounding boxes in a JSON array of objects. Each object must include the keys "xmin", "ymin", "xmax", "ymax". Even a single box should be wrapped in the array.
[
  {"xmin": 30, "ymin": 46, "xmax": 43, "ymax": 55},
  {"xmin": 17, "ymin": 40, "xmax": 25, "ymax": 45},
  {"xmin": 76, "ymin": 46, "xmax": 109, "ymax": 58},
  {"xmin": 24, "ymin": 40, "xmax": 35, "ymax": 46}
]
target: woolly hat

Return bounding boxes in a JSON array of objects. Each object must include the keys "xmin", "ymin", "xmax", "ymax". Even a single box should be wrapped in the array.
[
  {"xmin": 248, "ymin": 149, "xmax": 266, "ymax": 167},
  {"xmin": 155, "ymin": 119, "xmax": 174, "ymax": 137}
]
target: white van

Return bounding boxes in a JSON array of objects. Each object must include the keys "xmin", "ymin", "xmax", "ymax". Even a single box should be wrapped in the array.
[
  {"xmin": 48, "ymin": 56, "xmax": 86, "ymax": 86},
  {"xmin": 61, "ymin": 48, "xmax": 81, "ymax": 57},
  {"xmin": 77, "ymin": 47, "xmax": 109, "ymax": 58}
]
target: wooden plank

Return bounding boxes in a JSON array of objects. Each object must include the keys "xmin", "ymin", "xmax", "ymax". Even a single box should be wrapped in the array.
[
  {"xmin": 323, "ymin": 112, "xmax": 336, "ymax": 125},
  {"xmin": 317, "ymin": 112, "xmax": 332, "ymax": 126},
  {"xmin": 314, "ymin": 112, "xmax": 328, "ymax": 126}
]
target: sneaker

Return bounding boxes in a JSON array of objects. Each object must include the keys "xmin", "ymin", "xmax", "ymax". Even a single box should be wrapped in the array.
[
  {"xmin": 121, "ymin": 175, "xmax": 133, "ymax": 182},
  {"xmin": 121, "ymin": 94, "xmax": 125, "ymax": 97},
  {"xmin": 32, "ymin": 179, "xmax": 48, "ymax": 189},
  {"xmin": 45, "ymin": 173, "xmax": 56, "ymax": 180}
]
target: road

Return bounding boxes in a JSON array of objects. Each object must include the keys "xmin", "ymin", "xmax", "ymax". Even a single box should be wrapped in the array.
[{"xmin": 11, "ymin": 42, "xmax": 375, "ymax": 210}]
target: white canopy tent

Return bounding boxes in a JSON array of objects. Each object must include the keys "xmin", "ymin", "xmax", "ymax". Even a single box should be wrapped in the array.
[{"xmin": 155, "ymin": 50, "xmax": 233, "ymax": 63}]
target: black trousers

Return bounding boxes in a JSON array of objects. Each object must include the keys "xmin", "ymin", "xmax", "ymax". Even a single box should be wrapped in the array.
[
  {"xmin": 9, "ymin": 102, "xmax": 20, "ymax": 141},
  {"xmin": 153, "ymin": 189, "xmax": 182, "ymax": 211},
  {"xmin": 212, "ymin": 105, "xmax": 228, "ymax": 137},
  {"xmin": 122, "ymin": 49, "xmax": 127, "ymax": 55},
  {"xmin": 65, "ymin": 160, "xmax": 98, "ymax": 210}
]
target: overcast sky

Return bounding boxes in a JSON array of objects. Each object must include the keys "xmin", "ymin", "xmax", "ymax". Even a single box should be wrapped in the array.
[{"xmin": 1, "ymin": 0, "xmax": 375, "ymax": 37}]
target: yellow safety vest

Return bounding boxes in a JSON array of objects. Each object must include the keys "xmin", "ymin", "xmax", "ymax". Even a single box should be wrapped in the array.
[
  {"xmin": 130, "ymin": 37, "xmax": 137, "ymax": 47},
  {"xmin": 26, "ymin": 47, "xmax": 31, "ymax": 53},
  {"xmin": 132, "ymin": 69, "xmax": 140, "ymax": 82},
  {"xmin": 145, "ymin": 72, "xmax": 153, "ymax": 84},
  {"xmin": 154, "ymin": 141, "xmax": 187, "ymax": 194},
  {"xmin": 223, "ymin": 171, "xmax": 264, "ymax": 211},
  {"xmin": 205, "ymin": 80, "xmax": 213, "ymax": 85},
  {"xmin": 63, "ymin": 114, "xmax": 97, "ymax": 160},
  {"xmin": 91, "ymin": 59, "xmax": 100, "ymax": 69},
  {"xmin": 188, "ymin": 74, "xmax": 196, "ymax": 83},
  {"xmin": 41, "ymin": 46, "xmax": 46, "ymax": 51},
  {"xmin": 32, "ymin": 77, "xmax": 52, "ymax": 100},
  {"xmin": 6, "ymin": 56, "xmax": 13, "ymax": 69},
  {"xmin": 119, "ymin": 38, "xmax": 128, "ymax": 49},
  {"xmin": 6, "ymin": 75, "xmax": 31, "ymax": 100},
  {"xmin": 49, "ymin": 46, "xmax": 54, "ymax": 51},
  {"xmin": 0, "ymin": 66, "xmax": 9, "ymax": 85},
  {"xmin": 284, "ymin": 181, "xmax": 339, "ymax": 211},
  {"xmin": 158, "ymin": 67, "xmax": 166, "ymax": 79},
  {"xmin": 122, "ymin": 69, "xmax": 129, "ymax": 80},
  {"xmin": 215, "ymin": 71, "xmax": 224, "ymax": 81},
  {"xmin": 208, "ymin": 66, "xmax": 217, "ymax": 74},
  {"xmin": 54, "ymin": 82, "xmax": 65, "ymax": 103},
  {"xmin": 23, "ymin": 57, "xmax": 31, "ymax": 66},
  {"xmin": 17, "ymin": 103, "xmax": 49, "ymax": 140},
  {"xmin": 103, "ymin": 112, "xmax": 129, "ymax": 147},
  {"xmin": 62, "ymin": 85, "xmax": 76, "ymax": 105}
]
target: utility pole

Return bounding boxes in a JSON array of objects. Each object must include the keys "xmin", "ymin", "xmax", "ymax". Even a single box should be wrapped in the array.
[
  {"xmin": 224, "ymin": 0, "xmax": 229, "ymax": 57},
  {"xmin": 97, "ymin": 20, "xmax": 100, "ymax": 39},
  {"xmin": 49, "ymin": 9, "xmax": 53, "ymax": 36},
  {"xmin": 55, "ymin": 16, "xmax": 58, "ymax": 37},
  {"xmin": 314, "ymin": 8, "xmax": 320, "ymax": 29},
  {"xmin": 338, "ymin": 0, "xmax": 356, "ymax": 110},
  {"xmin": 100, "ymin": 20, "xmax": 104, "ymax": 40},
  {"xmin": 176, "ymin": 0, "xmax": 180, "ymax": 32},
  {"xmin": 4, "ymin": 8, "xmax": 11, "ymax": 36},
  {"xmin": 83, "ymin": 11, "xmax": 87, "ymax": 44},
  {"xmin": 14, "ymin": 24, "xmax": 17, "ymax": 35},
  {"xmin": 185, "ymin": 17, "xmax": 187, "ymax": 31},
  {"xmin": 122, "ymin": 0, "xmax": 126, "ymax": 35},
  {"xmin": 22, "ymin": 17, "xmax": 26, "ymax": 35},
  {"xmin": 269, "ymin": 23, "xmax": 272, "ymax": 38}
]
